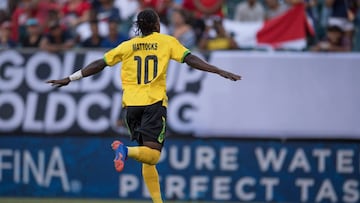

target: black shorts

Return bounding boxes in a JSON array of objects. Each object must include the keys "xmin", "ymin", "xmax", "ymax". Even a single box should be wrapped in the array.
[{"xmin": 124, "ymin": 101, "xmax": 166, "ymax": 146}]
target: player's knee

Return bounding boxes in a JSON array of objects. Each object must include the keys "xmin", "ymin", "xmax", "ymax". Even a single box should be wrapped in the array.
[
  {"xmin": 148, "ymin": 149, "xmax": 160, "ymax": 165},
  {"xmin": 141, "ymin": 144, "xmax": 161, "ymax": 165}
]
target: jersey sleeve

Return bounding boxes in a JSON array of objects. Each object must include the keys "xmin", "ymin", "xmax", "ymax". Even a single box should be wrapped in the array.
[
  {"xmin": 169, "ymin": 37, "xmax": 191, "ymax": 63},
  {"xmin": 103, "ymin": 43, "xmax": 124, "ymax": 66}
]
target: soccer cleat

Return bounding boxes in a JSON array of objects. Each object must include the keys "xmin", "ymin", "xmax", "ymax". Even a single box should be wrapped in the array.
[
  {"xmin": 111, "ymin": 140, "xmax": 128, "ymax": 172},
  {"xmin": 111, "ymin": 140, "xmax": 121, "ymax": 151}
]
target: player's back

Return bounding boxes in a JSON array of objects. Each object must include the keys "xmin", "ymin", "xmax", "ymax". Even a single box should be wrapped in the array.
[
  {"xmin": 105, "ymin": 32, "xmax": 189, "ymax": 107},
  {"xmin": 120, "ymin": 33, "xmax": 178, "ymax": 86}
]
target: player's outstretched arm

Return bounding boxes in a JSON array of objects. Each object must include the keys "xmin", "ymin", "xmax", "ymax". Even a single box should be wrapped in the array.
[
  {"xmin": 183, "ymin": 54, "xmax": 241, "ymax": 81},
  {"xmin": 47, "ymin": 59, "xmax": 107, "ymax": 88}
]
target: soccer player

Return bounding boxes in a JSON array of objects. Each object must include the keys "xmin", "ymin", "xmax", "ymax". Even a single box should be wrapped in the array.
[{"xmin": 47, "ymin": 9, "xmax": 241, "ymax": 203}]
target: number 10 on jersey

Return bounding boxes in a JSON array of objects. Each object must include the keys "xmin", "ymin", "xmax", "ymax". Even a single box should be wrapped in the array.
[{"xmin": 134, "ymin": 55, "xmax": 158, "ymax": 84}]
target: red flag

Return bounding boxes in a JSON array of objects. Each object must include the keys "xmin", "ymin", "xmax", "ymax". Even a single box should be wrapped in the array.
[{"xmin": 256, "ymin": 3, "xmax": 314, "ymax": 49}]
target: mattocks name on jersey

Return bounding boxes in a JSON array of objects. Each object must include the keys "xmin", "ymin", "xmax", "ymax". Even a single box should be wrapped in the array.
[{"xmin": 132, "ymin": 43, "xmax": 158, "ymax": 51}]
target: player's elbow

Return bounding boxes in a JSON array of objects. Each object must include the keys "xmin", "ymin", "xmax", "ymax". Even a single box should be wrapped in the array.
[
  {"xmin": 95, "ymin": 59, "xmax": 107, "ymax": 69},
  {"xmin": 183, "ymin": 53, "xmax": 196, "ymax": 65}
]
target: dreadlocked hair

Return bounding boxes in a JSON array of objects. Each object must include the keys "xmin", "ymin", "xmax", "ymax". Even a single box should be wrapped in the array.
[{"xmin": 135, "ymin": 9, "xmax": 159, "ymax": 36}]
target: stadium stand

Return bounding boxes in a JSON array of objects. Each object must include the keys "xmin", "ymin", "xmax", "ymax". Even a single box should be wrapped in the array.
[{"xmin": 0, "ymin": 0, "xmax": 358, "ymax": 51}]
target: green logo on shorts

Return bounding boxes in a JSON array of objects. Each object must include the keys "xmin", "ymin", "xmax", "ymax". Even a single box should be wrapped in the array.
[{"xmin": 157, "ymin": 116, "xmax": 166, "ymax": 143}]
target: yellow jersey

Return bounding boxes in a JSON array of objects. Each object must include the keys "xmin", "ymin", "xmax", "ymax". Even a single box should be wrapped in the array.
[{"xmin": 104, "ymin": 32, "xmax": 190, "ymax": 107}]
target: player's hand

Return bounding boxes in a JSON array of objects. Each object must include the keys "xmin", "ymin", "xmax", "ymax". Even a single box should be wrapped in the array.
[
  {"xmin": 218, "ymin": 70, "xmax": 242, "ymax": 81},
  {"xmin": 46, "ymin": 77, "xmax": 71, "ymax": 88}
]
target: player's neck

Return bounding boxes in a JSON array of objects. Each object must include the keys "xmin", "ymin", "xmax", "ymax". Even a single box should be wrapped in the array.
[{"xmin": 142, "ymin": 32, "xmax": 157, "ymax": 37}]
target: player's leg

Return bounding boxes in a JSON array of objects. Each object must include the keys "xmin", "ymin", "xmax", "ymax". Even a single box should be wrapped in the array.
[
  {"xmin": 112, "ymin": 139, "xmax": 163, "ymax": 203},
  {"xmin": 112, "ymin": 102, "xmax": 165, "ymax": 203},
  {"xmin": 112, "ymin": 132, "xmax": 162, "ymax": 171},
  {"xmin": 125, "ymin": 101, "xmax": 165, "ymax": 164},
  {"xmin": 112, "ymin": 102, "xmax": 166, "ymax": 169},
  {"xmin": 127, "ymin": 144, "xmax": 161, "ymax": 164},
  {"xmin": 137, "ymin": 102, "xmax": 166, "ymax": 203},
  {"xmin": 112, "ymin": 140, "xmax": 162, "ymax": 171},
  {"xmin": 112, "ymin": 106, "xmax": 143, "ymax": 172},
  {"xmin": 142, "ymin": 163, "xmax": 162, "ymax": 203}
]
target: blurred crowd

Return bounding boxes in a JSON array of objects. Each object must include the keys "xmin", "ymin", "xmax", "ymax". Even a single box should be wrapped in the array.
[{"xmin": 0, "ymin": 0, "xmax": 359, "ymax": 52}]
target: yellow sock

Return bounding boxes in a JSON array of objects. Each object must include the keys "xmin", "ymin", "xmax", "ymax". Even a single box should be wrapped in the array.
[
  {"xmin": 143, "ymin": 164, "xmax": 163, "ymax": 203},
  {"xmin": 127, "ymin": 146, "xmax": 161, "ymax": 165}
]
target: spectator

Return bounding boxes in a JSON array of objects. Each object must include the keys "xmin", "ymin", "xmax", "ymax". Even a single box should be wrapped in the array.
[
  {"xmin": 304, "ymin": 0, "xmax": 321, "ymax": 40},
  {"xmin": 182, "ymin": 0, "xmax": 225, "ymax": 46},
  {"xmin": 137, "ymin": 0, "xmax": 157, "ymax": 12},
  {"xmin": 310, "ymin": 25, "xmax": 351, "ymax": 52},
  {"xmin": 128, "ymin": 2, "xmax": 170, "ymax": 38},
  {"xmin": 61, "ymin": 0, "xmax": 91, "ymax": 30},
  {"xmin": 45, "ymin": 9, "xmax": 62, "ymax": 33},
  {"xmin": 11, "ymin": 0, "xmax": 39, "ymax": 42},
  {"xmin": 0, "ymin": 0, "xmax": 9, "ymax": 24},
  {"xmin": 112, "ymin": 0, "xmax": 139, "ymax": 39},
  {"xmin": 0, "ymin": 10, "xmax": 7, "ymax": 24},
  {"xmin": 8, "ymin": 0, "xmax": 18, "ymax": 15},
  {"xmin": 355, "ymin": 0, "xmax": 360, "ymax": 51},
  {"xmin": 305, "ymin": 0, "xmax": 319, "ymax": 21},
  {"xmin": 87, "ymin": 0, "xmax": 121, "ymax": 40},
  {"xmin": 95, "ymin": 0, "xmax": 121, "ymax": 22},
  {"xmin": 37, "ymin": 0, "xmax": 60, "ymax": 25},
  {"xmin": 0, "ymin": 21, "xmax": 17, "ymax": 48},
  {"xmin": 113, "ymin": 0, "xmax": 139, "ymax": 21},
  {"xmin": 100, "ymin": 18, "xmax": 127, "ymax": 48},
  {"xmin": 40, "ymin": 21, "xmax": 75, "ymax": 52},
  {"xmin": 169, "ymin": 8, "xmax": 196, "ymax": 49},
  {"xmin": 234, "ymin": 0, "xmax": 265, "ymax": 22},
  {"xmin": 11, "ymin": 0, "xmax": 59, "ymax": 42},
  {"xmin": 134, "ymin": 0, "xmax": 174, "ymax": 25},
  {"xmin": 21, "ymin": 18, "xmax": 42, "ymax": 47},
  {"xmin": 264, "ymin": 0, "xmax": 289, "ymax": 20},
  {"xmin": 199, "ymin": 18, "xmax": 238, "ymax": 51},
  {"xmin": 182, "ymin": 0, "xmax": 225, "ymax": 19},
  {"xmin": 325, "ymin": 0, "xmax": 356, "ymax": 48},
  {"xmin": 156, "ymin": 0, "xmax": 175, "ymax": 26},
  {"xmin": 81, "ymin": 19, "xmax": 103, "ymax": 47}
]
